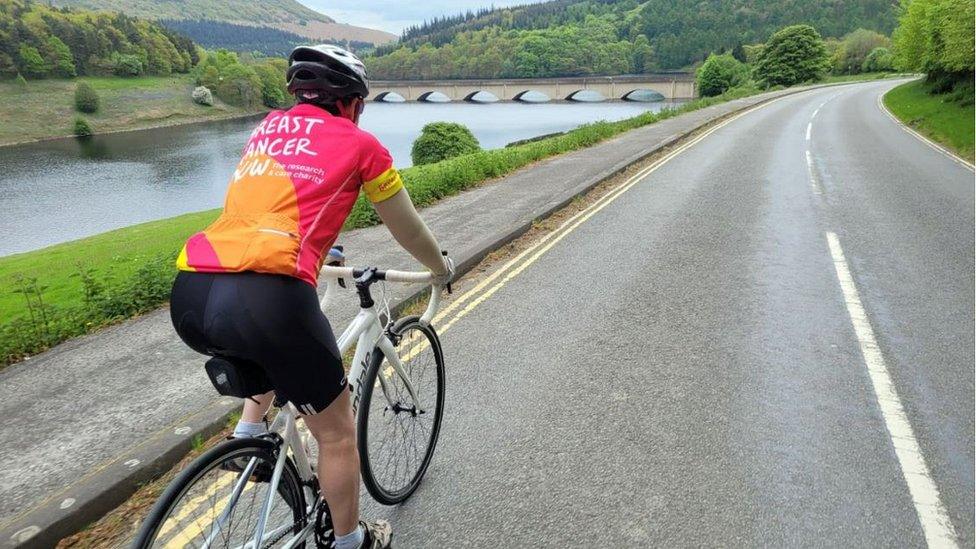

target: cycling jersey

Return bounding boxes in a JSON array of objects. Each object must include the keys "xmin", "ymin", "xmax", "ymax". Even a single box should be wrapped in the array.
[{"xmin": 176, "ymin": 103, "xmax": 403, "ymax": 286}]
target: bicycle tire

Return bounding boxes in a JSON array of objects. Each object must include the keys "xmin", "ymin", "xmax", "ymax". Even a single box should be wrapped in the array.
[
  {"xmin": 132, "ymin": 436, "xmax": 308, "ymax": 548},
  {"xmin": 357, "ymin": 315, "xmax": 445, "ymax": 505}
]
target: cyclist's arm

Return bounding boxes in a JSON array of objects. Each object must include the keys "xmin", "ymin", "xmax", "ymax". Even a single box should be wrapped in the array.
[
  {"xmin": 358, "ymin": 131, "xmax": 448, "ymax": 277},
  {"xmin": 372, "ymin": 188, "xmax": 448, "ymax": 276}
]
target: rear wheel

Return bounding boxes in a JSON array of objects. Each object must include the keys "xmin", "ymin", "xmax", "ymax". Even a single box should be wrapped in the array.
[
  {"xmin": 133, "ymin": 437, "xmax": 308, "ymax": 548},
  {"xmin": 358, "ymin": 316, "xmax": 445, "ymax": 504}
]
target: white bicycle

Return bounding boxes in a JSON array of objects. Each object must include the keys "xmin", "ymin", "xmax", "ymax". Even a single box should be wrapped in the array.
[{"xmin": 133, "ymin": 259, "xmax": 447, "ymax": 548}]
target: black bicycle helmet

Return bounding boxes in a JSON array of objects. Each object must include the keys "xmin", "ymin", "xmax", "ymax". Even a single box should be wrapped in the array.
[{"xmin": 287, "ymin": 44, "xmax": 369, "ymax": 100}]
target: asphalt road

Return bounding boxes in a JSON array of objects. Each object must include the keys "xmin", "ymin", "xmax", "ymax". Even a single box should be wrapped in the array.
[{"xmin": 361, "ymin": 80, "xmax": 974, "ymax": 547}]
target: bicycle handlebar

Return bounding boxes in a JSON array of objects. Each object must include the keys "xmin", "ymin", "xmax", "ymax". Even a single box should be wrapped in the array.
[
  {"xmin": 319, "ymin": 265, "xmax": 442, "ymax": 326},
  {"xmin": 320, "ymin": 266, "xmax": 434, "ymax": 284}
]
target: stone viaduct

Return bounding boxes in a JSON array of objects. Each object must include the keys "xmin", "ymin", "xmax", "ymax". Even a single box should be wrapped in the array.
[{"xmin": 369, "ymin": 73, "xmax": 697, "ymax": 102}]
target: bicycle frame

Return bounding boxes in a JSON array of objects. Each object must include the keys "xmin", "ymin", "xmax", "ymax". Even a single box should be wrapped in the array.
[{"xmin": 207, "ymin": 269, "xmax": 440, "ymax": 549}]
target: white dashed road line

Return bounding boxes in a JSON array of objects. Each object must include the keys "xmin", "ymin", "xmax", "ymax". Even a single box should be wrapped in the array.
[
  {"xmin": 825, "ymin": 232, "xmax": 958, "ymax": 548},
  {"xmin": 805, "ymin": 150, "xmax": 823, "ymax": 195}
]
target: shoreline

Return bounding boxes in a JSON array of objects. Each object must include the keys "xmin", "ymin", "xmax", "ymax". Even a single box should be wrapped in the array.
[
  {"xmin": 0, "ymin": 99, "xmax": 664, "ymax": 149},
  {"xmin": 0, "ymin": 109, "xmax": 270, "ymax": 149}
]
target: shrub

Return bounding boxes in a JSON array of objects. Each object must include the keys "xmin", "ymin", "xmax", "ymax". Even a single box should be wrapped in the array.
[
  {"xmin": 214, "ymin": 64, "xmax": 262, "ymax": 108},
  {"xmin": 697, "ymin": 53, "xmax": 748, "ymax": 97},
  {"xmin": 862, "ymin": 47, "xmax": 895, "ymax": 73},
  {"xmin": 112, "ymin": 53, "xmax": 144, "ymax": 77},
  {"xmin": 73, "ymin": 116, "xmax": 93, "ymax": 137},
  {"xmin": 192, "ymin": 85, "xmax": 214, "ymax": 106},
  {"xmin": 754, "ymin": 24, "xmax": 830, "ymax": 87},
  {"xmin": 833, "ymin": 29, "xmax": 891, "ymax": 75},
  {"xmin": 411, "ymin": 122, "xmax": 481, "ymax": 166},
  {"xmin": 74, "ymin": 82, "xmax": 100, "ymax": 113},
  {"xmin": 14, "ymin": 73, "xmax": 27, "ymax": 87}
]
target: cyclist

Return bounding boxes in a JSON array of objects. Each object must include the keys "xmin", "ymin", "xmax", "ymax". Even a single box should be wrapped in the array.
[{"xmin": 169, "ymin": 44, "xmax": 452, "ymax": 549}]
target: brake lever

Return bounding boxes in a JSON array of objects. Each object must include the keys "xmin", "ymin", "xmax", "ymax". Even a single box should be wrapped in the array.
[
  {"xmin": 328, "ymin": 245, "xmax": 346, "ymax": 288},
  {"xmin": 326, "ymin": 261, "xmax": 346, "ymax": 288},
  {"xmin": 442, "ymin": 250, "xmax": 452, "ymax": 294}
]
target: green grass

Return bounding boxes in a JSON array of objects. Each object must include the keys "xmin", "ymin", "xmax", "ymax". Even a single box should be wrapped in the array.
[
  {"xmin": 0, "ymin": 211, "xmax": 217, "ymax": 319},
  {"xmin": 884, "ymin": 80, "xmax": 975, "ymax": 162},
  {"xmin": 0, "ymin": 75, "xmax": 265, "ymax": 146},
  {"xmin": 0, "ymin": 79, "xmax": 818, "ymax": 366}
]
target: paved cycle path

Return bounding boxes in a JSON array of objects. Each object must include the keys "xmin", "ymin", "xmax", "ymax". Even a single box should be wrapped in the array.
[{"xmin": 0, "ymin": 82, "xmax": 896, "ymax": 546}]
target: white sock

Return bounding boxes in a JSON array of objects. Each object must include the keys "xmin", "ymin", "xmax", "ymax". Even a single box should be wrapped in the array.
[
  {"xmin": 334, "ymin": 525, "xmax": 364, "ymax": 549},
  {"xmin": 232, "ymin": 420, "xmax": 267, "ymax": 438}
]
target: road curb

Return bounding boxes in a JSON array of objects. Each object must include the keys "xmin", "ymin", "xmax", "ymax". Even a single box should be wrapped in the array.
[
  {"xmin": 2, "ymin": 80, "xmax": 856, "ymax": 548},
  {"xmin": 1, "ymin": 398, "xmax": 240, "ymax": 548},
  {"xmin": 876, "ymin": 82, "xmax": 975, "ymax": 172}
]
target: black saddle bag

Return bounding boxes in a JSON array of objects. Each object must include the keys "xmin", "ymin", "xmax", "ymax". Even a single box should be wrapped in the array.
[{"xmin": 204, "ymin": 357, "xmax": 273, "ymax": 398}]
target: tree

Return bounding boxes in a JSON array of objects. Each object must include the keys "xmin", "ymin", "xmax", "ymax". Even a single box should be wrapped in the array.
[
  {"xmin": 893, "ymin": 0, "xmax": 974, "ymax": 91},
  {"xmin": 215, "ymin": 63, "xmax": 261, "ymax": 108},
  {"xmin": 198, "ymin": 65, "xmax": 220, "ymax": 89},
  {"xmin": 833, "ymin": 29, "xmax": 890, "ymax": 74},
  {"xmin": 632, "ymin": 35, "xmax": 654, "ymax": 73},
  {"xmin": 862, "ymin": 47, "xmax": 895, "ymax": 72},
  {"xmin": 411, "ymin": 122, "xmax": 481, "ymax": 165},
  {"xmin": 0, "ymin": 52, "xmax": 17, "ymax": 79},
  {"xmin": 754, "ymin": 25, "xmax": 830, "ymax": 86},
  {"xmin": 45, "ymin": 36, "xmax": 76, "ymax": 78},
  {"xmin": 697, "ymin": 53, "xmax": 747, "ymax": 96},
  {"xmin": 74, "ymin": 82, "xmax": 100, "ymax": 113},
  {"xmin": 731, "ymin": 43, "xmax": 747, "ymax": 63},
  {"xmin": 1, "ymin": 3, "xmax": 196, "ymax": 78},
  {"xmin": 253, "ymin": 62, "xmax": 289, "ymax": 108},
  {"xmin": 743, "ymin": 44, "xmax": 765, "ymax": 65},
  {"xmin": 18, "ymin": 44, "xmax": 49, "ymax": 78}
]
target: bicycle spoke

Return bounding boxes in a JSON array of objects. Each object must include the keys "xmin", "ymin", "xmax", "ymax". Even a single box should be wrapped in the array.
[
  {"xmin": 362, "ymin": 323, "xmax": 444, "ymax": 501},
  {"xmin": 140, "ymin": 447, "xmax": 304, "ymax": 549}
]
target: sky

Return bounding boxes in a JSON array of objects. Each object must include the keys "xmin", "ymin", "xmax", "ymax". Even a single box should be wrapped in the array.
[{"xmin": 301, "ymin": 0, "xmax": 548, "ymax": 35}]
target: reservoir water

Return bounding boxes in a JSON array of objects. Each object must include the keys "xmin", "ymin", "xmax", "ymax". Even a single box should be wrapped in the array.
[{"xmin": 0, "ymin": 101, "xmax": 678, "ymax": 256}]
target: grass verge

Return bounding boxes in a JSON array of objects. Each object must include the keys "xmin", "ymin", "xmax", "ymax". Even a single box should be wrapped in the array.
[
  {"xmin": 0, "ymin": 75, "xmax": 265, "ymax": 146},
  {"xmin": 883, "ymin": 79, "xmax": 975, "ymax": 162}
]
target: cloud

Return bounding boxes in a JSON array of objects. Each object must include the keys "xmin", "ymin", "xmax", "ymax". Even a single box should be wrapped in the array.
[{"xmin": 300, "ymin": 0, "xmax": 548, "ymax": 34}]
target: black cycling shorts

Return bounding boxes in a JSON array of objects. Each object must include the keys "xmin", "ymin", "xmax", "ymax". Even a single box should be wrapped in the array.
[{"xmin": 170, "ymin": 271, "xmax": 346, "ymax": 415}]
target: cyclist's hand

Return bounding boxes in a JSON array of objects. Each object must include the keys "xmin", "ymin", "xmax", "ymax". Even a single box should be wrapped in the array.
[{"xmin": 431, "ymin": 256, "xmax": 455, "ymax": 287}]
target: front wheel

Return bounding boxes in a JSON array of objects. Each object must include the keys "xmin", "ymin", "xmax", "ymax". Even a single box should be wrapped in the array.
[{"xmin": 357, "ymin": 316, "xmax": 445, "ymax": 505}]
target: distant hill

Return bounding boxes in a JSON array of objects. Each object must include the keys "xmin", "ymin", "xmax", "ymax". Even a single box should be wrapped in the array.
[
  {"xmin": 372, "ymin": 0, "xmax": 897, "ymax": 78},
  {"xmin": 160, "ymin": 20, "xmax": 374, "ymax": 57},
  {"xmin": 51, "ymin": 0, "xmax": 397, "ymax": 45}
]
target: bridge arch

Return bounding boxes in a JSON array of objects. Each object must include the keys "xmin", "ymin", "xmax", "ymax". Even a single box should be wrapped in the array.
[
  {"xmin": 417, "ymin": 91, "xmax": 451, "ymax": 103},
  {"xmin": 513, "ymin": 90, "xmax": 550, "ymax": 103},
  {"xmin": 374, "ymin": 91, "xmax": 406, "ymax": 103},
  {"xmin": 566, "ymin": 89, "xmax": 607, "ymax": 102},
  {"xmin": 464, "ymin": 90, "xmax": 499, "ymax": 103},
  {"xmin": 622, "ymin": 89, "xmax": 666, "ymax": 102}
]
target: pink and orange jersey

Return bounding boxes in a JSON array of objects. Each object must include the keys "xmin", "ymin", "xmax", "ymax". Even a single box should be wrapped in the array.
[{"xmin": 176, "ymin": 103, "xmax": 403, "ymax": 286}]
